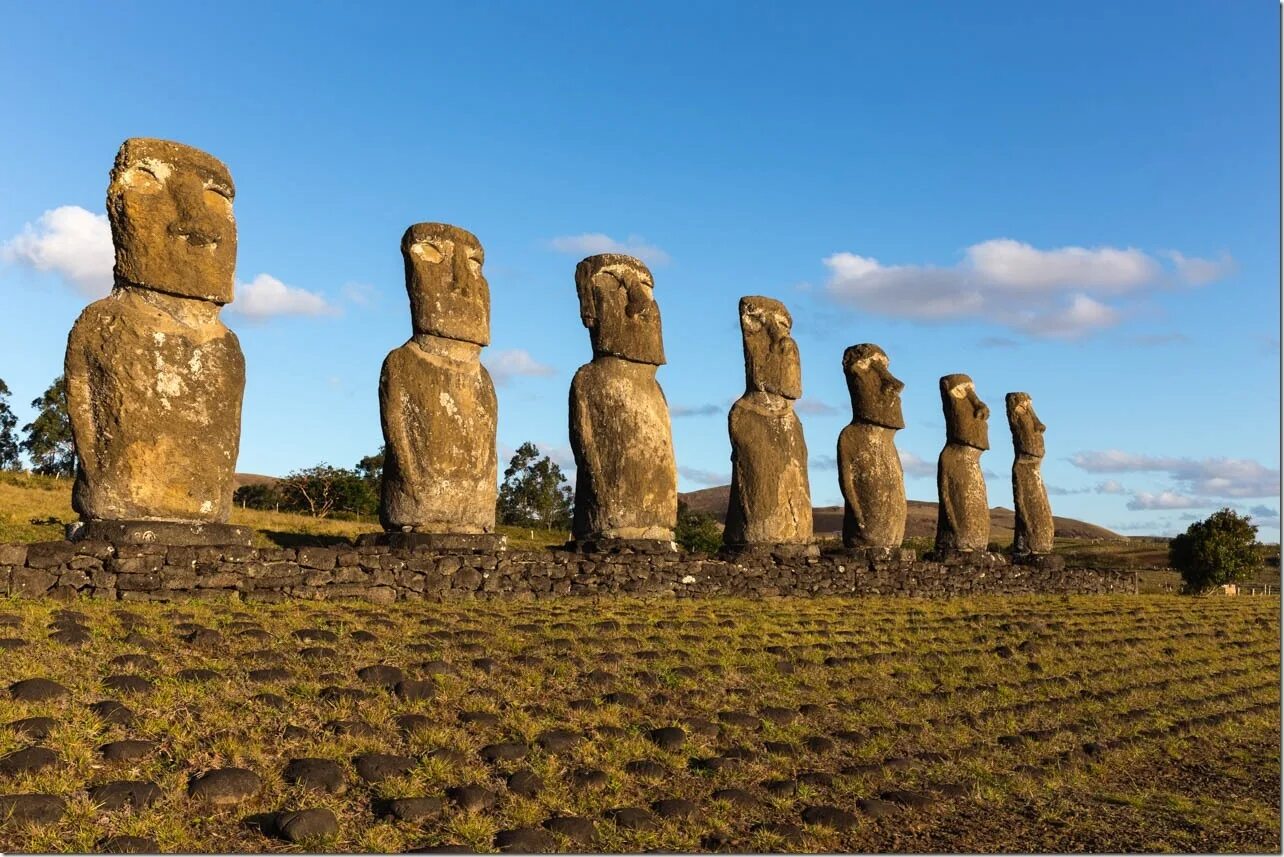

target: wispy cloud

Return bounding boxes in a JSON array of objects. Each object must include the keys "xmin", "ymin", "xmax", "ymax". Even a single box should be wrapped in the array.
[
  {"xmin": 899, "ymin": 450, "xmax": 935, "ymax": 479},
  {"xmin": 1248, "ymin": 505, "xmax": 1280, "ymax": 522},
  {"xmin": 1046, "ymin": 485, "xmax": 1091, "ymax": 496},
  {"xmin": 484, "ymin": 349, "xmax": 556, "ymax": 385},
  {"xmin": 672, "ymin": 403, "xmax": 722, "ymax": 418},
  {"xmin": 679, "ymin": 466, "xmax": 730, "ymax": 487},
  {"xmin": 2, "ymin": 205, "xmax": 114, "ymax": 296},
  {"xmin": 822, "ymin": 238, "xmax": 1232, "ymax": 339},
  {"xmin": 1127, "ymin": 491, "xmax": 1203, "ymax": 511},
  {"xmin": 978, "ymin": 336, "xmax": 1020, "ymax": 349},
  {"xmin": 548, "ymin": 233, "xmax": 670, "ymax": 266},
  {"xmin": 1164, "ymin": 250, "xmax": 1235, "ymax": 285},
  {"xmin": 796, "ymin": 397, "xmax": 839, "ymax": 416},
  {"xmin": 1095, "ymin": 479, "xmax": 1127, "ymax": 495},
  {"xmin": 342, "ymin": 281, "xmax": 378, "ymax": 306},
  {"xmin": 230, "ymin": 274, "xmax": 337, "ymax": 319},
  {"xmin": 1070, "ymin": 450, "xmax": 1280, "ymax": 499}
]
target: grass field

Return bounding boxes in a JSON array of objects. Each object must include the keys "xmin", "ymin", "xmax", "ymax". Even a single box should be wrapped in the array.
[{"xmin": 0, "ymin": 595, "xmax": 1277, "ymax": 852}]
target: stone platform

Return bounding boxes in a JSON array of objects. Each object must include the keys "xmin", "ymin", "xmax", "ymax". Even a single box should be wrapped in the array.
[{"xmin": 0, "ymin": 540, "xmax": 1137, "ymax": 603}]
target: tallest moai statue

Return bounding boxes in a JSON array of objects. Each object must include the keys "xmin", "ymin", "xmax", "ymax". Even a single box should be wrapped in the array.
[
  {"xmin": 568, "ymin": 254, "xmax": 677, "ymax": 545},
  {"xmin": 65, "ymin": 138, "xmax": 250, "ymax": 545}
]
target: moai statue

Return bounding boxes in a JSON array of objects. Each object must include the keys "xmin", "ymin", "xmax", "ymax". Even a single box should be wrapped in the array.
[
  {"xmin": 837, "ymin": 344, "xmax": 906, "ymax": 551},
  {"xmin": 376, "ymin": 223, "xmax": 500, "ymax": 549},
  {"xmin": 1007, "ymin": 392, "xmax": 1054, "ymax": 556},
  {"xmin": 568, "ymin": 254, "xmax": 677, "ymax": 545},
  {"xmin": 65, "ymin": 138, "xmax": 250, "ymax": 545},
  {"xmin": 934, "ymin": 374, "xmax": 991, "ymax": 554},
  {"xmin": 724, "ymin": 297, "xmax": 813, "ymax": 551}
]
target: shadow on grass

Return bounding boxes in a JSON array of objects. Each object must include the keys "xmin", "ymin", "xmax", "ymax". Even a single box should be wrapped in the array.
[{"xmin": 258, "ymin": 530, "xmax": 356, "ymax": 548}]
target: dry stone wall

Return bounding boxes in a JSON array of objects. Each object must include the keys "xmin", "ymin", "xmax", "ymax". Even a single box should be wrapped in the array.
[{"xmin": 0, "ymin": 541, "xmax": 1136, "ymax": 603}]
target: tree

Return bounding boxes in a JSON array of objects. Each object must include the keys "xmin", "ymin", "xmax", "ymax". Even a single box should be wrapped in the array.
[
  {"xmin": 277, "ymin": 464, "xmax": 378, "ymax": 518},
  {"xmin": 21, "ymin": 375, "xmax": 74, "ymax": 477},
  {"xmin": 0, "ymin": 378, "xmax": 20, "ymax": 471},
  {"xmin": 675, "ymin": 500, "xmax": 724, "ymax": 555},
  {"xmin": 233, "ymin": 482, "xmax": 282, "ymax": 511},
  {"xmin": 356, "ymin": 446, "xmax": 385, "ymax": 485},
  {"xmin": 1169, "ymin": 507, "xmax": 1261, "ymax": 594},
  {"xmin": 497, "ymin": 443, "xmax": 573, "ymax": 530}
]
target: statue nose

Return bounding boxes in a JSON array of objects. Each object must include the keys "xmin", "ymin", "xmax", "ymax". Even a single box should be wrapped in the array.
[{"xmin": 169, "ymin": 175, "xmax": 222, "ymax": 246}]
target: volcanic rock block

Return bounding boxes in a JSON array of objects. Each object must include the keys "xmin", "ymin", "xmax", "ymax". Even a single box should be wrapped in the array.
[
  {"xmin": 838, "ymin": 344, "xmax": 907, "ymax": 549},
  {"xmin": 935, "ymin": 374, "xmax": 991, "ymax": 554},
  {"xmin": 1007, "ymin": 392, "xmax": 1054, "ymax": 556},
  {"xmin": 379, "ymin": 224, "xmax": 497, "ymax": 539},
  {"xmin": 569, "ymin": 254, "xmax": 677, "ymax": 542},
  {"xmin": 65, "ymin": 138, "xmax": 248, "ymax": 545},
  {"xmin": 724, "ymin": 297, "xmax": 813, "ymax": 548}
]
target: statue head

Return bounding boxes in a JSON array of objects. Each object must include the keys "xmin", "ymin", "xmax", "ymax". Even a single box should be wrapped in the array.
[
  {"xmin": 842, "ymin": 344, "xmax": 904, "ymax": 429},
  {"xmin": 739, "ymin": 296, "xmax": 801, "ymax": 400},
  {"xmin": 940, "ymin": 373, "xmax": 990, "ymax": 450},
  {"xmin": 1006, "ymin": 392, "xmax": 1046, "ymax": 458},
  {"xmin": 107, "ymin": 138, "xmax": 236, "ymax": 304},
  {"xmin": 575, "ymin": 254, "xmax": 664, "ymax": 365},
  {"xmin": 401, "ymin": 223, "xmax": 490, "ymax": 346}
]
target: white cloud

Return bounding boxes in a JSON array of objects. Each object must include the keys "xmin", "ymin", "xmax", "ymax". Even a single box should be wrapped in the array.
[
  {"xmin": 1070, "ymin": 450, "xmax": 1279, "ymax": 499},
  {"xmin": 1165, "ymin": 251, "xmax": 1235, "ymax": 286},
  {"xmin": 678, "ymin": 466, "xmax": 731, "ymax": 487},
  {"xmin": 822, "ymin": 239, "xmax": 1233, "ymax": 340},
  {"xmin": 1095, "ymin": 479, "xmax": 1127, "ymax": 495},
  {"xmin": 341, "ymin": 281, "xmax": 378, "ymax": 306},
  {"xmin": 230, "ymin": 273, "xmax": 337, "ymax": 319},
  {"xmin": 548, "ymin": 233, "xmax": 671, "ymax": 266},
  {"xmin": 1046, "ymin": 485, "xmax": 1091, "ymax": 496},
  {"xmin": 484, "ymin": 349, "xmax": 556, "ymax": 385},
  {"xmin": 899, "ymin": 450, "xmax": 935, "ymax": 479},
  {"xmin": 1127, "ymin": 491, "xmax": 1203, "ymax": 511},
  {"xmin": 672, "ymin": 403, "xmax": 722, "ymax": 418},
  {"xmin": 796, "ymin": 397, "xmax": 839, "ymax": 416},
  {"xmin": 1248, "ymin": 505, "xmax": 1280, "ymax": 522},
  {"xmin": 2, "ymin": 205, "xmax": 113, "ymax": 296}
]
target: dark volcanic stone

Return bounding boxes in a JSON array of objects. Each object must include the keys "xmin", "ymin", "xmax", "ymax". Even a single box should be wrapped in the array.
[
  {"xmin": 651, "ymin": 797, "xmax": 697, "ymax": 819},
  {"xmin": 606, "ymin": 806, "xmax": 658, "ymax": 830},
  {"xmin": 646, "ymin": 726, "xmax": 686, "ymax": 751},
  {"xmin": 0, "ymin": 639, "xmax": 26, "ymax": 651},
  {"xmin": 50, "ymin": 627, "xmax": 91, "ymax": 646},
  {"xmin": 760, "ymin": 705, "xmax": 799, "ymax": 725},
  {"xmin": 294, "ymin": 628, "xmax": 339, "ymax": 643},
  {"xmin": 89, "ymin": 700, "xmax": 134, "ymax": 726},
  {"xmin": 320, "ymin": 686, "xmax": 371, "ymax": 702},
  {"xmin": 506, "ymin": 769, "xmax": 544, "ymax": 796},
  {"xmin": 395, "ymin": 713, "xmax": 432, "ymax": 735},
  {"xmin": 880, "ymin": 788, "xmax": 934, "ymax": 809},
  {"xmin": 447, "ymin": 784, "xmax": 497, "ymax": 812},
  {"xmin": 801, "ymin": 804, "xmax": 857, "ymax": 830},
  {"xmin": 184, "ymin": 628, "xmax": 223, "ymax": 647},
  {"xmin": 426, "ymin": 747, "xmax": 469, "ymax": 766},
  {"xmin": 753, "ymin": 822, "xmax": 806, "ymax": 845},
  {"xmin": 358, "ymin": 664, "xmax": 405, "ymax": 687},
  {"xmin": 300, "ymin": 646, "xmax": 337, "ymax": 660},
  {"xmin": 458, "ymin": 710, "xmax": 500, "ymax": 727},
  {"xmin": 717, "ymin": 710, "xmax": 762, "ymax": 730},
  {"xmin": 495, "ymin": 827, "xmax": 555, "ymax": 853},
  {"xmin": 798, "ymin": 771, "xmax": 834, "ymax": 788},
  {"xmin": 803, "ymin": 735, "xmax": 836, "ymax": 754},
  {"xmin": 248, "ymin": 667, "xmax": 291, "ymax": 684},
  {"xmin": 0, "ymin": 746, "xmax": 59, "ymax": 775},
  {"xmin": 99, "ymin": 740, "xmax": 157, "ymax": 762},
  {"xmin": 856, "ymin": 798, "xmax": 897, "ymax": 818},
  {"xmin": 354, "ymin": 753, "xmax": 416, "ymax": 783},
  {"xmin": 762, "ymin": 779, "xmax": 797, "ymax": 797},
  {"xmin": 0, "ymin": 794, "xmax": 66, "ymax": 825},
  {"xmin": 109, "ymin": 654, "xmax": 159, "ymax": 672},
  {"xmin": 380, "ymin": 796, "xmax": 444, "ymax": 822},
  {"xmin": 712, "ymin": 787, "xmax": 758, "ymax": 808},
  {"xmin": 535, "ymin": 728, "xmax": 582, "ymax": 753},
  {"xmin": 406, "ymin": 844, "xmax": 476, "ymax": 853},
  {"xmin": 87, "ymin": 780, "xmax": 162, "ymax": 810},
  {"xmin": 567, "ymin": 768, "xmax": 608, "ymax": 791},
  {"xmin": 543, "ymin": 815, "xmax": 597, "ymax": 845},
  {"xmin": 274, "ymin": 807, "xmax": 338, "ymax": 843},
  {"xmin": 480, "ymin": 742, "xmax": 529, "ymax": 763},
  {"xmin": 326, "ymin": 719, "xmax": 378, "ymax": 737},
  {"xmin": 395, "ymin": 679, "xmax": 435, "ymax": 701},
  {"xmin": 96, "ymin": 835, "xmax": 157, "ymax": 853},
  {"xmin": 283, "ymin": 758, "xmax": 345, "ymax": 793},
  {"xmin": 763, "ymin": 740, "xmax": 797, "ymax": 756},
  {"xmin": 9, "ymin": 678, "xmax": 69, "ymax": 702},
  {"xmin": 6, "ymin": 717, "xmax": 58, "ymax": 741},
  {"xmin": 103, "ymin": 675, "xmax": 154, "ymax": 695},
  {"xmin": 625, "ymin": 759, "xmax": 668, "ymax": 779},
  {"xmin": 683, "ymin": 717, "xmax": 719, "ymax": 738},
  {"xmin": 252, "ymin": 692, "xmax": 287, "ymax": 709},
  {"xmin": 176, "ymin": 668, "xmax": 221, "ymax": 682},
  {"xmin": 188, "ymin": 768, "xmax": 262, "ymax": 806}
]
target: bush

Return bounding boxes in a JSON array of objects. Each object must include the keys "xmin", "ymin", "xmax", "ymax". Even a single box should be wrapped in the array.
[
  {"xmin": 675, "ymin": 501, "xmax": 723, "ymax": 555},
  {"xmin": 1169, "ymin": 507, "xmax": 1261, "ymax": 594},
  {"xmin": 276, "ymin": 464, "xmax": 378, "ymax": 518}
]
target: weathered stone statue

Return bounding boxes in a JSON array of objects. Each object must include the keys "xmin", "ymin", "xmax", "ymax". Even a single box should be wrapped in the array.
[
  {"xmin": 837, "ymin": 344, "xmax": 906, "ymax": 550},
  {"xmin": 1007, "ymin": 392, "xmax": 1054, "ymax": 556},
  {"xmin": 377, "ymin": 223, "xmax": 499, "ymax": 548},
  {"xmin": 568, "ymin": 254, "xmax": 676, "ymax": 545},
  {"xmin": 65, "ymin": 138, "xmax": 250, "ymax": 545},
  {"xmin": 724, "ymin": 297, "xmax": 812, "ymax": 550},
  {"xmin": 934, "ymin": 374, "xmax": 990, "ymax": 554}
]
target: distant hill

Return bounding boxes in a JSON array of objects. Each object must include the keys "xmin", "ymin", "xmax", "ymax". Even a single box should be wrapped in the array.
[
  {"xmin": 234, "ymin": 473, "xmax": 280, "ymax": 489},
  {"xmin": 678, "ymin": 485, "xmax": 1122, "ymax": 541}
]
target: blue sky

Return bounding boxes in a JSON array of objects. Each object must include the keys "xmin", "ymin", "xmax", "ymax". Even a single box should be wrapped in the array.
[{"xmin": 0, "ymin": 2, "xmax": 1278, "ymax": 538}]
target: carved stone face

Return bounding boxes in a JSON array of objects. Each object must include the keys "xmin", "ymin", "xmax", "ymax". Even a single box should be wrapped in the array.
[
  {"xmin": 575, "ymin": 254, "xmax": 664, "ymax": 365},
  {"xmin": 107, "ymin": 138, "xmax": 236, "ymax": 304},
  {"xmin": 941, "ymin": 373, "xmax": 990, "ymax": 450},
  {"xmin": 402, "ymin": 223, "xmax": 490, "ymax": 346},
  {"xmin": 843, "ymin": 344, "xmax": 904, "ymax": 429},
  {"xmin": 739, "ymin": 296, "xmax": 801, "ymax": 400},
  {"xmin": 1006, "ymin": 392, "xmax": 1046, "ymax": 458}
]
